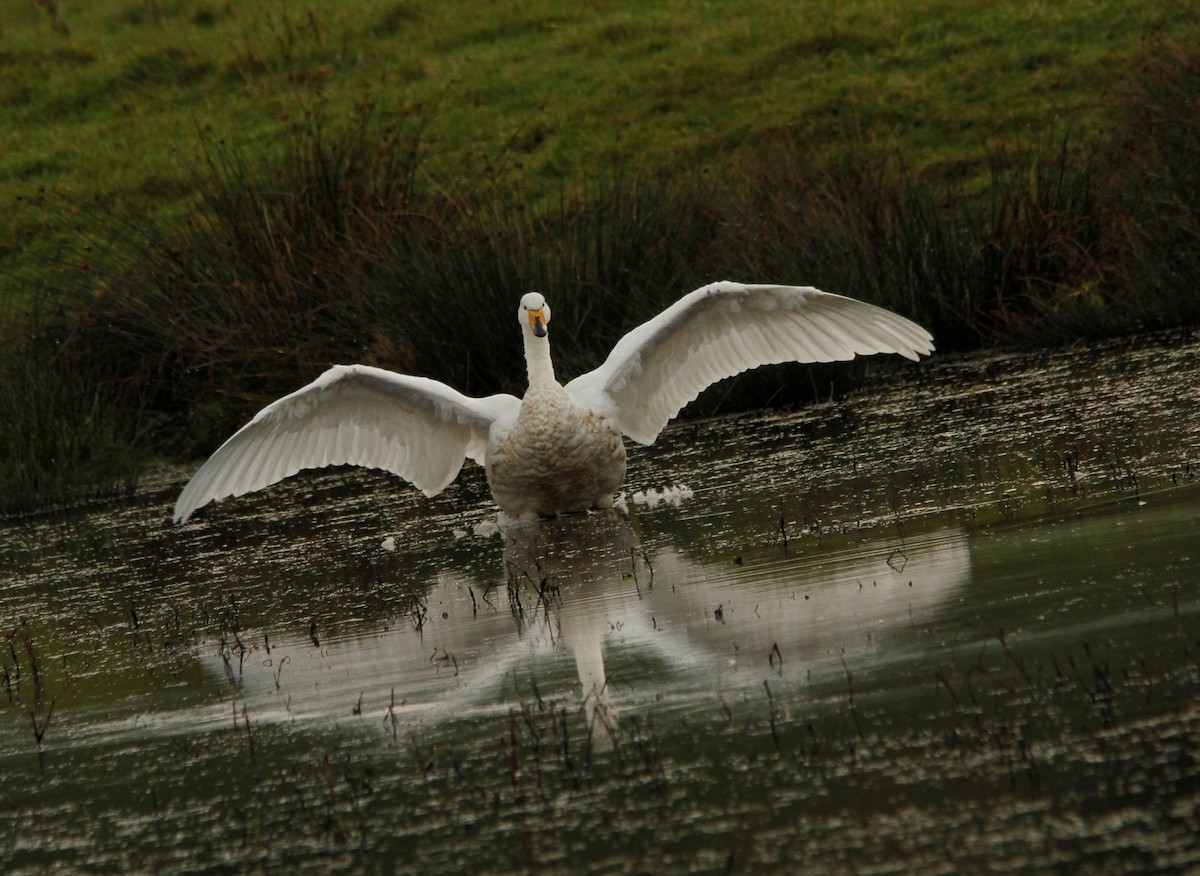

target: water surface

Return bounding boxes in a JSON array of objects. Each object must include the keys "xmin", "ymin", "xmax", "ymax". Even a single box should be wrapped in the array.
[{"xmin": 2, "ymin": 331, "xmax": 1199, "ymax": 873}]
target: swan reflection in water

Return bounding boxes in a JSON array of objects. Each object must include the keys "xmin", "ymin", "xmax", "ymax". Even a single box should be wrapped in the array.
[{"xmin": 200, "ymin": 514, "xmax": 972, "ymax": 746}]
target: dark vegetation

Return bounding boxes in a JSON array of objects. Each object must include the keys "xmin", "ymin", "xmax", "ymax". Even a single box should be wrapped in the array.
[{"xmin": 2, "ymin": 40, "xmax": 1199, "ymax": 514}]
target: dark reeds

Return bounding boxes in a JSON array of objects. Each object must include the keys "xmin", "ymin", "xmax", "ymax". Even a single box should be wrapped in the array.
[
  {"xmin": 1106, "ymin": 40, "xmax": 1200, "ymax": 332},
  {"xmin": 46, "ymin": 102, "xmax": 431, "ymax": 457},
  {"xmin": 0, "ymin": 321, "xmax": 144, "ymax": 515},
  {"xmin": 718, "ymin": 138, "xmax": 1114, "ymax": 347}
]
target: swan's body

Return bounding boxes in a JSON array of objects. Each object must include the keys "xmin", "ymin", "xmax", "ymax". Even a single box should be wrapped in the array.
[
  {"xmin": 173, "ymin": 281, "xmax": 934, "ymax": 523},
  {"xmin": 486, "ymin": 381, "xmax": 626, "ymax": 517}
]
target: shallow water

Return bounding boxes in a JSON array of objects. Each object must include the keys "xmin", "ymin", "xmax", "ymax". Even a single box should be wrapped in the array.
[{"xmin": 2, "ymin": 331, "xmax": 1199, "ymax": 873}]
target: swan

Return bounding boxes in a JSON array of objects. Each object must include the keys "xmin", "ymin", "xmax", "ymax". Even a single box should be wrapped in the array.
[{"xmin": 173, "ymin": 281, "xmax": 933, "ymax": 523}]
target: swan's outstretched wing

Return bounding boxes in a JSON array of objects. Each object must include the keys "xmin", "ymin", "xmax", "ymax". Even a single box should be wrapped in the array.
[
  {"xmin": 565, "ymin": 281, "xmax": 933, "ymax": 445},
  {"xmin": 173, "ymin": 364, "xmax": 519, "ymax": 522}
]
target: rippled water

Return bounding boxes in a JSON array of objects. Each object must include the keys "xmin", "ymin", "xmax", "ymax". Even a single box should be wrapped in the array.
[{"xmin": 2, "ymin": 331, "xmax": 1199, "ymax": 873}]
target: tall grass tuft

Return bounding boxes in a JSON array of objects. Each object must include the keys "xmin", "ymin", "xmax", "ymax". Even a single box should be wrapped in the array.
[
  {"xmin": 1106, "ymin": 40, "xmax": 1200, "ymax": 332},
  {"xmin": 0, "ymin": 331, "xmax": 144, "ymax": 515},
  {"xmin": 716, "ymin": 138, "xmax": 1114, "ymax": 348},
  {"xmin": 51, "ymin": 102, "xmax": 431, "ymax": 456}
]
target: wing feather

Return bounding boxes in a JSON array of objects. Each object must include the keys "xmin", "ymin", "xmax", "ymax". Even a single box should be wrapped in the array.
[
  {"xmin": 174, "ymin": 364, "xmax": 519, "ymax": 522},
  {"xmin": 565, "ymin": 281, "xmax": 933, "ymax": 445}
]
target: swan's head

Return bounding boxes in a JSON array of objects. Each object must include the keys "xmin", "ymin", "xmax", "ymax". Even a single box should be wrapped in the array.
[{"xmin": 520, "ymin": 293, "xmax": 550, "ymax": 339}]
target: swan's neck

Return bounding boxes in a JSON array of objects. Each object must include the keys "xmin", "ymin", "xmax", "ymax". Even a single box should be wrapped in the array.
[{"xmin": 523, "ymin": 332, "xmax": 558, "ymax": 388}]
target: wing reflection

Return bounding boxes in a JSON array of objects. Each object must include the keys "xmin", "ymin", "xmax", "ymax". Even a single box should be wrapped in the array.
[{"xmin": 199, "ymin": 514, "xmax": 971, "ymax": 744}]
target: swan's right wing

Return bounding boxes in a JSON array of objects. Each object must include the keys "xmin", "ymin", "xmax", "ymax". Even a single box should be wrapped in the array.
[
  {"xmin": 565, "ymin": 281, "xmax": 933, "ymax": 445},
  {"xmin": 173, "ymin": 364, "xmax": 519, "ymax": 522}
]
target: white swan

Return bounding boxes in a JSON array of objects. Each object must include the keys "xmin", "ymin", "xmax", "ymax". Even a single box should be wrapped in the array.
[{"xmin": 173, "ymin": 281, "xmax": 933, "ymax": 522}]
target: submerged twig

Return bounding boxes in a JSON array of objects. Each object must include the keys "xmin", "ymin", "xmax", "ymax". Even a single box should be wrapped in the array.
[{"xmin": 763, "ymin": 680, "xmax": 781, "ymax": 751}]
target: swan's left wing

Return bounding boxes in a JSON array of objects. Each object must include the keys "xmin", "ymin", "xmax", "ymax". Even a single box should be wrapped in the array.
[
  {"xmin": 173, "ymin": 364, "xmax": 519, "ymax": 522},
  {"xmin": 565, "ymin": 281, "xmax": 933, "ymax": 445}
]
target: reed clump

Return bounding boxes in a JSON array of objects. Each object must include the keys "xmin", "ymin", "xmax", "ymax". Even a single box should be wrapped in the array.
[{"xmin": 0, "ymin": 331, "xmax": 143, "ymax": 514}]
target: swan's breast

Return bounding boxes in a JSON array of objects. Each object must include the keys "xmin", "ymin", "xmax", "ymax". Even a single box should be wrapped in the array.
[{"xmin": 486, "ymin": 386, "xmax": 626, "ymax": 516}]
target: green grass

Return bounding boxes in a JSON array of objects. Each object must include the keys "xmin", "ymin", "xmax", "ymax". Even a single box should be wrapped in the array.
[{"xmin": 2, "ymin": 1, "xmax": 1196, "ymax": 295}]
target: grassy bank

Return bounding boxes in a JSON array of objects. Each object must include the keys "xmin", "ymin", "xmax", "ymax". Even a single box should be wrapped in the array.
[
  {"xmin": 2, "ymin": 1, "xmax": 1196, "ymax": 295},
  {"xmin": 2, "ymin": 3, "xmax": 1199, "ymax": 513}
]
